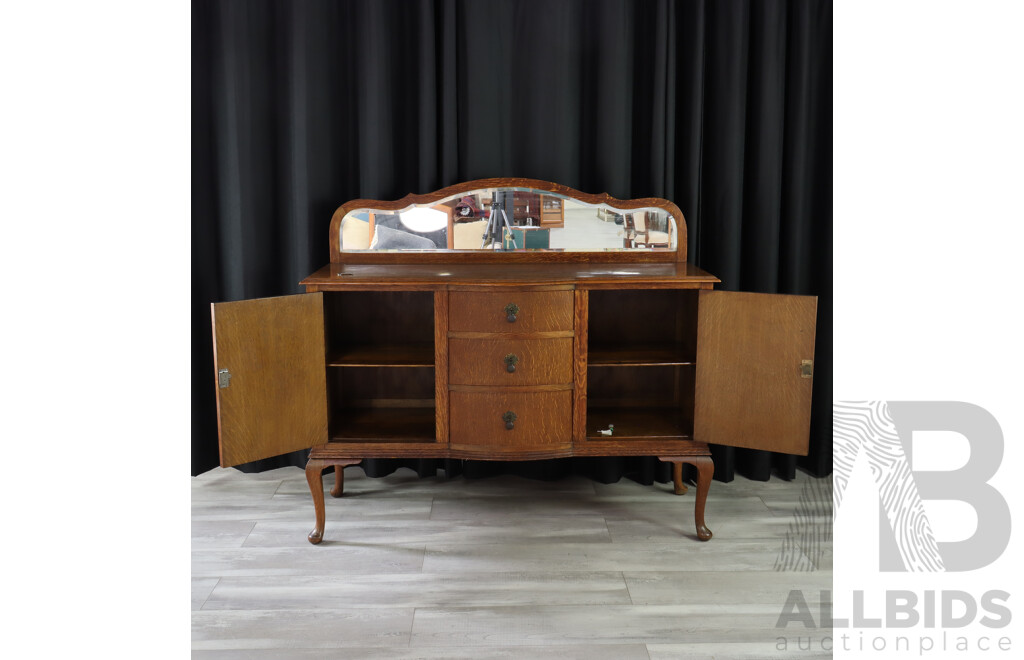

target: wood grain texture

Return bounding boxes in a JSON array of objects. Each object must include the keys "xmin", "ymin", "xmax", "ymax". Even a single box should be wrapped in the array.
[
  {"xmin": 449, "ymin": 390, "xmax": 572, "ymax": 454},
  {"xmin": 308, "ymin": 438, "xmax": 707, "ymax": 460},
  {"xmin": 587, "ymin": 288, "xmax": 697, "ymax": 353},
  {"xmin": 448, "ymin": 330, "xmax": 574, "ymax": 340},
  {"xmin": 449, "ymin": 337, "xmax": 572, "ymax": 386},
  {"xmin": 585, "ymin": 407, "xmax": 690, "ymax": 441},
  {"xmin": 302, "ymin": 262, "xmax": 719, "ymax": 289},
  {"xmin": 434, "ymin": 290, "xmax": 449, "ymax": 447},
  {"xmin": 694, "ymin": 291, "xmax": 817, "ymax": 456},
  {"xmin": 329, "ymin": 408, "xmax": 436, "ymax": 443},
  {"xmin": 306, "ymin": 458, "xmax": 363, "ymax": 544},
  {"xmin": 312, "ymin": 443, "xmax": 579, "ymax": 461},
  {"xmin": 324, "ymin": 291, "xmax": 434, "ymax": 352},
  {"xmin": 212, "ymin": 293, "xmax": 327, "ymax": 467},
  {"xmin": 449, "ymin": 384, "xmax": 572, "ymax": 393},
  {"xmin": 572, "ymin": 439, "xmax": 709, "ymax": 458},
  {"xmin": 659, "ymin": 455, "xmax": 715, "ymax": 540},
  {"xmin": 328, "ymin": 178, "xmax": 688, "ymax": 263},
  {"xmin": 585, "ymin": 364, "xmax": 682, "ymax": 409},
  {"xmin": 587, "ymin": 346, "xmax": 695, "ymax": 366},
  {"xmin": 572, "ymin": 289, "xmax": 588, "ymax": 447},
  {"xmin": 327, "ymin": 344, "xmax": 433, "ymax": 367},
  {"xmin": 305, "ymin": 459, "xmax": 327, "ymax": 544},
  {"xmin": 449, "ymin": 290, "xmax": 573, "ymax": 333},
  {"xmin": 327, "ymin": 366, "xmax": 435, "ymax": 411}
]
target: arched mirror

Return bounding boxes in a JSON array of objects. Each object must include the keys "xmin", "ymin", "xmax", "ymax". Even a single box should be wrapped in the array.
[{"xmin": 336, "ymin": 186, "xmax": 679, "ymax": 253}]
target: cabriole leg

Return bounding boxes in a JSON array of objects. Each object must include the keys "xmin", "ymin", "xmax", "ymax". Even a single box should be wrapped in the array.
[
  {"xmin": 671, "ymin": 461, "xmax": 688, "ymax": 495},
  {"xmin": 330, "ymin": 465, "xmax": 345, "ymax": 498},
  {"xmin": 659, "ymin": 455, "xmax": 715, "ymax": 541},
  {"xmin": 305, "ymin": 458, "xmax": 328, "ymax": 544},
  {"xmin": 683, "ymin": 456, "xmax": 714, "ymax": 541}
]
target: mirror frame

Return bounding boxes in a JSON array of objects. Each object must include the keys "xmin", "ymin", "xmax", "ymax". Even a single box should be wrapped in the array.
[{"xmin": 329, "ymin": 178, "xmax": 687, "ymax": 264}]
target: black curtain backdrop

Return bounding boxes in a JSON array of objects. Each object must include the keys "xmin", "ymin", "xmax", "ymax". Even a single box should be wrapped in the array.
[{"xmin": 193, "ymin": 0, "xmax": 833, "ymax": 485}]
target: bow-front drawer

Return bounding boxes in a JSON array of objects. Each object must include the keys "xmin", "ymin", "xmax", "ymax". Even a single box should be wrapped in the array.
[
  {"xmin": 449, "ymin": 337, "xmax": 572, "ymax": 386},
  {"xmin": 449, "ymin": 390, "xmax": 572, "ymax": 454},
  {"xmin": 449, "ymin": 290, "xmax": 573, "ymax": 334}
]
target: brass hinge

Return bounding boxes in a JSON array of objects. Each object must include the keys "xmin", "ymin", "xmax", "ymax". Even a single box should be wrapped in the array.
[
  {"xmin": 800, "ymin": 360, "xmax": 814, "ymax": 378},
  {"xmin": 218, "ymin": 368, "xmax": 232, "ymax": 389}
]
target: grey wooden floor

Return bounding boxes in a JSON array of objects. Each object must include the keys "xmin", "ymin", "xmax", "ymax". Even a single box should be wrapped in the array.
[{"xmin": 193, "ymin": 465, "xmax": 832, "ymax": 659}]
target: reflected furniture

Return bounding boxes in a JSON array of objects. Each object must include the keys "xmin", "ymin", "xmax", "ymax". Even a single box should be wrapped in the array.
[
  {"xmin": 211, "ymin": 178, "xmax": 817, "ymax": 545},
  {"xmin": 624, "ymin": 211, "xmax": 671, "ymax": 249}
]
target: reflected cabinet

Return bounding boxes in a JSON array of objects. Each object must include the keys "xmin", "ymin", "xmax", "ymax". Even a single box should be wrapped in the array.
[{"xmin": 211, "ymin": 178, "xmax": 817, "ymax": 544}]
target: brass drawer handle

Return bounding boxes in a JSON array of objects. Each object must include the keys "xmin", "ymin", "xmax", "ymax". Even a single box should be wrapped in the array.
[
  {"xmin": 502, "ymin": 411, "xmax": 517, "ymax": 430},
  {"xmin": 504, "ymin": 302, "xmax": 519, "ymax": 323},
  {"xmin": 504, "ymin": 353, "xmax": 519, "ymax": 373}
]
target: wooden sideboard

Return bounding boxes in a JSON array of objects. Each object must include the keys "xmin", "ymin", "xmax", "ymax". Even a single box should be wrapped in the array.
[{"xmin": 211, "ymin": 179, "xmax": 817, "ymax": 544}]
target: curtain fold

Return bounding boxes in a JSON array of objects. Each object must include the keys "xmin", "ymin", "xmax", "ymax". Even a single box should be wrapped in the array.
[{"xmin": 193, "ymin": 0, "xmax": 833, "ymax": 483}]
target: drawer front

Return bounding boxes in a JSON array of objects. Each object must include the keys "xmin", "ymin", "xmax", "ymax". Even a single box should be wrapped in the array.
[
  {"xmin": 449, "ymin": 290, "xmax": 574, "ymax": 334},
  {"xmin": 449, "ymin": 337, "xmax": 572, "ymax": 386},
  {"xmin": 450, "ymin": 390, "xmax": 572, "ymax": 453}
]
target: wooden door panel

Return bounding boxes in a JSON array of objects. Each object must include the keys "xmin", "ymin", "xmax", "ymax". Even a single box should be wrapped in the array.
[
  {"xmin": 694, "ymin": 291, "xmax": 816, "ymax": 455},
  {"xmin": 211, "ymin": 293, "xmax": 327, "ymax": 467}
]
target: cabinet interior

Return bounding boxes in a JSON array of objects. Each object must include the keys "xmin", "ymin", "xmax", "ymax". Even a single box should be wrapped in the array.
[
  {"xmin": 324, "ymin": 291, "xmax": 436, "ymax": 443},
  {"xmin": 586, "ymin": 289, "xmax": 698, "ymax": 441}
]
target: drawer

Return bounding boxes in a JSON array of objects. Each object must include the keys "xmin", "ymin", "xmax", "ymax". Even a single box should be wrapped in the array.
[
  {"xmin": 449, "ymin": 337, "xmax": 572, "ymax": 386},
  {"xmin": 449, "ymin": 390, "xmax": 572, "ymax": 453},
  {"xmin": 449, "ymin": 290, "xmax": 574, "ymax": 333}
]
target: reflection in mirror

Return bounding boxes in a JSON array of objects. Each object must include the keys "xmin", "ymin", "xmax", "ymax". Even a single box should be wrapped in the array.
[{"xmin": 337, "ymin": 187, "xmax": 677, "ymax": 253}]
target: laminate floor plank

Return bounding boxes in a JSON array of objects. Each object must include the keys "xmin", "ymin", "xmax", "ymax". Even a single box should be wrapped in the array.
[
  {"xmin": 623, "ymin": 571, "xmax": 832, "ymax": 606},
  {"xmin": 760, "ymin": 494, "xmax": 834, "ymax": 519},
  {"xmin": 274, "ymin": 470, "xmax": 600, "ymax": 498},
  {"xmin": 192, "ymin": 544, "xmax": 426, "ymax": 578},
  {"xmin": 192, "ymin": 608, "xmax": 415, "ymax": 650},
  {"xmin": 426, "ymin": 497, "xmax": 770, "ymax": 522},
  {"xmin": 409, "ymin": 604, "xmax": 783, "ymax": 646},
  {"xmin": 192, "ymin": 497, "xmax": 434, "ymax": 523},
  {"xmin": 421, "ymin": 541, "xmax": 782, "ymax": 572},
  {"xmin": 243, "ymin": 516, "xmax": 612, "ymax": 548},
  {"xmin": 192, "ymin": 465, "xmax": 833, "ymax": 656},
  {"xmin": 190, "ymin": 479, "xmax": 286, "ymax": 503},
  {"xmin": 647, "ymin": 642, "xmax": 832, "ymax": 659},
  {"xmin": 192, "ymin": 578, "xmax": 220, "ymax": 611},
  {"xmin": 192, "ymin": 644, "xmax": 651, "ymax": 659},
  {"xmin": 202, "ymin": 572, "xmax": 632, "ymax": 610},
  {"xmin": 606, "ymin": 515, "xmax": 804, "ymax": 541},
  {"xmin": 191, "ymin": 466, "xmax": 299, "ymax": 484},
  {"xmin": 590, "ymin": 470, "xmax": 819, "ymax": 497},
  {"xmin": 191, "ymin": 520, "xmax": 256, "ymax": 549}
]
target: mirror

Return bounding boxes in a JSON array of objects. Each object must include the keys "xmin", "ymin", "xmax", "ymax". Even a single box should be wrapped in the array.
[{"xmin": 337, "ymin": 187, "xmax": 678, "ymax": 252}]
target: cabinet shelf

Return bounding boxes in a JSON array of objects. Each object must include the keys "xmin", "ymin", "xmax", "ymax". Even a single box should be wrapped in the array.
[
  {"xmin": 586, "ymin": 407, "xmax": 690, "ymax": 441},
  {"xmin": 330, "ymin": 407, "xmax": 436, "ymax": 443},
  {"xmin": 588, "ymin": 345, "xmax": 694, "ymax": 367},
  {"xmin": 327, "ymin": 344, "xmax": 434, "ymax": 368}
]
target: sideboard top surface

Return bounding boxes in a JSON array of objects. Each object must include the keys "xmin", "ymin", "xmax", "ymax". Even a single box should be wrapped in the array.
[{"xmin": 301, "ymin": 262, "xmax": 720, "ymax": 290}]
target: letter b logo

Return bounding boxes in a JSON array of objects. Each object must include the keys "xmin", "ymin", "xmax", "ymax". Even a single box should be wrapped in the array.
[{"xmin": 834, "ymin": 401, "xmax": 1010, "ymax": 572}]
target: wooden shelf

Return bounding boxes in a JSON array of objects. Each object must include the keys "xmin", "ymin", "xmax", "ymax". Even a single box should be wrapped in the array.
[
  {"xmin": 327, "ymin": 344, "xmax": 434, "ymax": 368},
  {"xmin": 588, "ymin": 345, "xmax": 694, "ymax": 367},
  {"xmin": 330, "ymin": 407, "xmax": 436, "ymax": 443},
  {"xmin": 585, "ymin": 407, "xmax": 690, "ymax": 441}
]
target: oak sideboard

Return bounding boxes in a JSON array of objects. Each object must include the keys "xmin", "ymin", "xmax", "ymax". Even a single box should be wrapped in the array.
[{"xmin": 211, "ymin": 178, "xmax": 817, "ymax": 544}]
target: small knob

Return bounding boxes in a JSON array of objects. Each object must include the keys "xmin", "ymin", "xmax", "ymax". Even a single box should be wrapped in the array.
[
  {"xmin": 504, "ymin": 353, "xmax": 519, "ymax": 373},
  {"xmin": 504, "ymin": 302, "xmax": 519, "ymax": 323},
  {"xmin": 502, "ymin": 410, "xmax": 517, "ymax": 430}
]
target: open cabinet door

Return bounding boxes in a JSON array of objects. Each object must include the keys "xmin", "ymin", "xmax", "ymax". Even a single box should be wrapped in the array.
[
  {"xmin": 211, "ymin": 293, "xmax": 327, "ymax": 467},
  {"xmin": 694, "ymin": 291, "xmax": 816, "ymax": 456}
]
